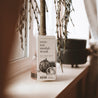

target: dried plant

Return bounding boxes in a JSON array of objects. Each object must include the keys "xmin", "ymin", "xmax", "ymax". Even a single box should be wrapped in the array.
[
  {"xmin": 16, "ymin": 0, "xmax": 74, "ymax": 72},
  {"xmin": 16, "ymin": 0, "xmax": 27, "ymax": 50},
  {"xmin": 54, "ymin": 0, "xmax": 74, "ymax": 72},
  {"xmin": 16, "ymin": 0, "xmax": 48, "ymax": 50}
]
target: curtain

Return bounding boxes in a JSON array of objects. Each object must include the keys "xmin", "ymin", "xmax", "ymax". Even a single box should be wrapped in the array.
[
  {"xmin": 84, "ymin": 0, "xmax": 98, "ymax": 98},
  {"xmin": 84, "ymin": 0, "xmax": 98, "ymax": 41}
]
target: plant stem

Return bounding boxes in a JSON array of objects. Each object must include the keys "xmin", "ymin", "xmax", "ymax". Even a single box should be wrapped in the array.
[{"xmin": 60, "ymin": 62, "xmax": 63, "ymax": 72}]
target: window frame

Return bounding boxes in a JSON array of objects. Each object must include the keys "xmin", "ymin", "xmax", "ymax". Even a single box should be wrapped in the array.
[{"xmin": 7, "ymin": 0, "xmax": 34, "ymax": 80}]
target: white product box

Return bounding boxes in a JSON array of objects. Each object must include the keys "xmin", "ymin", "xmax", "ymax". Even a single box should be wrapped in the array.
[{"xmin": 37, "ymin": 36, "xmax": 56, "ymax": 80}]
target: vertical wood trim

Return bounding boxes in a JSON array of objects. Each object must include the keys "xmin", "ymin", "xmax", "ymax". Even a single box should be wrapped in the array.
[{"xmin": 40, "ymin": 0, "xmax": 46, "ymax": 35}]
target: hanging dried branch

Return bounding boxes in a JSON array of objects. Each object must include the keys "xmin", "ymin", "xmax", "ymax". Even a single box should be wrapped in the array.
[
  {"xmin": 54, "ymin": 0, "xmax": 74, "ymax": 72},
  {"xmin": 16, "ymin": 0, "xmax": 27, "ymax": 50},
  {"xmin": 16, "ymin": 0, "xmax": 48, "ymax": 50}
]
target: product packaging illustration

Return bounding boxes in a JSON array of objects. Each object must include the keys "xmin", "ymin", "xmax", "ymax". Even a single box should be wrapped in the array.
[{"xmin": 37, "ymin": 36, "xmax": 56, "ymax": 80}]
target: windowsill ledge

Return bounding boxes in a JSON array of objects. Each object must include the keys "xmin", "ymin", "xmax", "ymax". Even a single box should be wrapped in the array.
[{"xmin": 4, "ymin": 62, "xmax": 89, "ymax": 98}]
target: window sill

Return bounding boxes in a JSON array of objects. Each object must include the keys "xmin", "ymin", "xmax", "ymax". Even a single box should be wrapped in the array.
[{"xmin": 4, "ymin": 62, "xmax": 89, "ymax": 98}]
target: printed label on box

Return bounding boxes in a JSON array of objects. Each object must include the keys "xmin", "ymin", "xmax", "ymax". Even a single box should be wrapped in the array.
[{"xmin": 37, "ymin": 36, "xmax": 56, "ymax": 80}]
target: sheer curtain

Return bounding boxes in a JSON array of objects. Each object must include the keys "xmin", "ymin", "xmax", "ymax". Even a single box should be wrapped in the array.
[
  {"xmin": 84, "ymin": 0, "xmax": 98, "ymax": 42},
  {"xmin": 84, "ymin": 0, "xmax": 98, "ymax": 98}
]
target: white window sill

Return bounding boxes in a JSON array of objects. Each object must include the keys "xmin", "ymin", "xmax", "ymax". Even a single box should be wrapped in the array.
[{"xmin": 4, "ymin": 62, "xmax": 89, "ymax": 98}]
